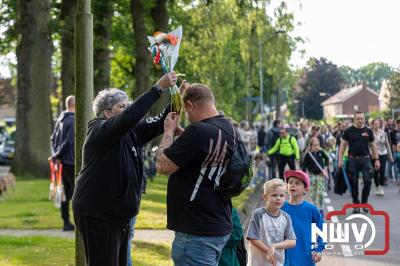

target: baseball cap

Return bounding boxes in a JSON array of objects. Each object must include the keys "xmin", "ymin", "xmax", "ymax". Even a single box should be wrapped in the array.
[{"xmin": 284, "ymin": 170, "xmax": 310, "ymax": 188}]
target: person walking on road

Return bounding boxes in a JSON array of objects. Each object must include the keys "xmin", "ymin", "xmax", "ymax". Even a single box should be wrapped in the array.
[
  {"xmin": 50, "ymin": 95, "xmax": 75, "ymax": 231},
  {"xmin": 265, "ymin": 120, "xmax": 281, "ymax": 179},
  {"xmin": 338, "ymin": 111, "xmax": 380, "ymax": 214},
  {"xmin": 371, "ymin": 118, "xmax": 393, "ymax": 196},
  {"xmin": 268, "ymin": 125, "xmax": 300, "ymax": 180}
]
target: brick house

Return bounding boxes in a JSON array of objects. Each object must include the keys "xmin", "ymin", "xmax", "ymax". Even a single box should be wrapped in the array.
[
  {"xmin": 321, "ymin": 83, "xmax": 379, "ymax": 118},
  {"xmin": 379, "ymin": 79, "xmax": 390, "ymax": 111},
  {"xmin": 0, "ymin": 79, "xmax": 16, "ymax": 120}
]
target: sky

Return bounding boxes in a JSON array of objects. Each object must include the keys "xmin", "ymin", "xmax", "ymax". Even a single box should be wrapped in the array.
[
  {"xmin": 1, "ymin": 0, "xmax": 400, "ymax": 77},
  {"xmin": 286, "ymin": 0, "xmax": 400, "ymax": 69}
]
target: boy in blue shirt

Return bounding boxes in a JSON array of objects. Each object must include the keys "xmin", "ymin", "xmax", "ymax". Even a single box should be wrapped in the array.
[{"xmin": 281, "ymin": 170, "xmax": 325, "ymax": 266}]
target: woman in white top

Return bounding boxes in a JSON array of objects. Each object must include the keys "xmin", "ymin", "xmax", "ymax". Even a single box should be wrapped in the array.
[{"xmin": 372, "ymin": 118, "xmax": 393, "ymax": 196}]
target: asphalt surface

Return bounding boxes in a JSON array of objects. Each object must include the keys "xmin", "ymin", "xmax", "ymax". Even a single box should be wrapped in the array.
[{"xmin": 325, "ymin": 179, "xmax": 400, "ymax": 265}]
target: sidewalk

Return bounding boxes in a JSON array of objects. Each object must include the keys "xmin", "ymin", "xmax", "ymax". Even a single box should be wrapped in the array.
[{"xmin": 0, "ymin": 229, "xmax": 174, "ymax": 241}]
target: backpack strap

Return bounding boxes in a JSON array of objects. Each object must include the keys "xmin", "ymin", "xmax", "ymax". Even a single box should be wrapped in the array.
[{"xmin": 202, "ymin": 119, "xmax": 238, "ymax": 148}]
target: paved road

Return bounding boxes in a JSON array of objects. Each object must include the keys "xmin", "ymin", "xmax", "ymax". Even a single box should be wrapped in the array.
[{"xmin": 325, "ymin": 180, "xmax": 400, "ymax": 265}]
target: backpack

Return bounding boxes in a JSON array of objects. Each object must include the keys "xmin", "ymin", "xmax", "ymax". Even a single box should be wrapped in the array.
[
  {"xmin": 207, "ymin": 120, "xmax": 252, "ymax": 200},
  {"xmin": 270, "ymin": 130, "xmax": 280, "ymax": 149}
]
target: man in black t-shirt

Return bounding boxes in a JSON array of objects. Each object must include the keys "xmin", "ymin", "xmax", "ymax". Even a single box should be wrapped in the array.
[
  {"xmin": 389, "ymin": 119, "xmax": 400, "ymax": 151},
  {"xmin": 387, "ymin": 119, "xmax": 400, "ymax": 182},
  {"xmin": 338, "ymin": 111, "xmax": 380, "ymax": 214},
  {"xmin": 156, "ymin": 83, "xmax": 234, "ymax": 265}
]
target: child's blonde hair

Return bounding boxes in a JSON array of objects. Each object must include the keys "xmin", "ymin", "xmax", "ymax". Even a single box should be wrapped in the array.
[
  {"xmin": 397, "ymin": 143, "xmax": 400, "ymax": 152},
  {"xmin": 263, "ymin": 178, "xmax": 286, "ymax": 195}
]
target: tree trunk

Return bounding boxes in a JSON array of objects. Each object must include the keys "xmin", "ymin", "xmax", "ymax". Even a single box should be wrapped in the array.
[
  {"xmin": 131, "ymin": 0, "xmax": 149, "ymax": 96},
  {"xmin": 150, "ymin": 0, "xmax": 168, "ymax": 32},
  {"xmin": 14, "ymin": 0, "xmax": 52, "ymax": 177},
  {"xmin": 93, "ymin": 0, "xmax": 113, "ymax": 94},
  {"xmin": 61, "ymin": 0, "xmax": 77, "ymax": 107},
  {"xmin": 75, "ymin": 0, "xmax": 93, "ymax": 265},
  {"xmin": 149, "ymin": 0, "xmax": 169, "ymax": 124}
]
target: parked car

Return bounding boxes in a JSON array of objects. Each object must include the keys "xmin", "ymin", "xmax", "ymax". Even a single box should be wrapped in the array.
[{"xmin": 0, "ymin": 126, "xmax": 14, "ymax": 165}]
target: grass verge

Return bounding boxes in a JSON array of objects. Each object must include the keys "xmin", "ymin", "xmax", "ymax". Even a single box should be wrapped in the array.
[
  {"xmin": 0, "ymin": 236, "xmax": 172, "ymax": 266},
  {"xmin": 0, "ymin": 174, "xmax": 251, "ymax": 230}
]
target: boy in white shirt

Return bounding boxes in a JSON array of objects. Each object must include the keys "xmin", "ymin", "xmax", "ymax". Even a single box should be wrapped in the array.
[{"xmin": 246, "ymin": 178, "xmax": 296, "ymax": 266}]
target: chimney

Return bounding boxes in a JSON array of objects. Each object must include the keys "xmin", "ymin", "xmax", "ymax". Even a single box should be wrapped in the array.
[{"xmin": 362, "ymin": 81, "xmax": 367, "ymax": 88}]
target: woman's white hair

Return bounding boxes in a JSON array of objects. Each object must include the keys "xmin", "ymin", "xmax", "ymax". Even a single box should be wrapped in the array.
[{"xmin": 93, "ymin": 88, "xmax": 129, "ymax": 118}]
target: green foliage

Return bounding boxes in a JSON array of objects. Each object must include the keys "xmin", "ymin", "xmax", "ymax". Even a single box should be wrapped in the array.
[
  {"xmin": 388, "ymin": 67, "xmax": 400, "ymax": 109},
  {"xmin": 0, "ymin": 0, "xmax": 17, "ymax": 55},
  {"xmin": 163, "ymin": 0, "xmax": 299, "ymax": 121},
  {"xmin": 339, "ymin": 62, "xmax": 393, "ymax": 92},
  {"xmin": 295, "ymin": 57, "xmax": 344, "ymax": 119}
]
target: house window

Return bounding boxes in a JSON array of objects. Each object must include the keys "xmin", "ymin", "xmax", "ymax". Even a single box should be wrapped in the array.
[{"xmin": 354, "ymin": 105, "xmax": 358, "ymax": 111}]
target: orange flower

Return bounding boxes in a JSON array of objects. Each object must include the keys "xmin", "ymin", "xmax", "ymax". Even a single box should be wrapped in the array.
[{"xmin": 165, "ymin": 34, "xmax": 179, "ymax": 45}]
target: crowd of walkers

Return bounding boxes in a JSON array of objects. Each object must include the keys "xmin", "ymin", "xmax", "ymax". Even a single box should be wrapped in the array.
[
  {"xmin": 244, "ymin": 113, "xmax": 400, "ymax": 208},
  {"xmin": 49, "ymin": 70, "xmax": 399, "ymax": 265}
]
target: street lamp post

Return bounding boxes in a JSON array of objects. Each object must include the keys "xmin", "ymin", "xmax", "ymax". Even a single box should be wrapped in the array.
[
  {"xmin": 293, "ymin": 100, "xmax": 304, "ymax": 118},
  {"xmin": 259, "ymin": 40, "xmax": 264, "ymax": 119},
  {"xmin": 258, "ymin": 30, "xmax": 286, "ymax": 121}
]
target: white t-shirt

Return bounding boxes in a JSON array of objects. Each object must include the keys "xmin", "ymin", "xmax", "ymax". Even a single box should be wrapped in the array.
[{"xmin": 246, "ymin": 208, "xmax": 296, "ymax": 266}]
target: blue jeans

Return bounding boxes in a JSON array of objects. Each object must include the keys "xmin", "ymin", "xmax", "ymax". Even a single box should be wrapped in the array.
[
  {"xmin": 171, "ymin": 232, "xmax": 230, "ymax": 266},
  {"xmin": 127, "ymin": 216, "xmax": 137, "ymax": 266}
]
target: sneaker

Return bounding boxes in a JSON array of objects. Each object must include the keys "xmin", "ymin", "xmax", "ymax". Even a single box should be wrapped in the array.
[
  {"xmin": 380, "ymin": 187, "xmax": 385, "ymax": 196},
  {"xmin": 63, "ymin": 222, "xmax": 75, "ymax": 231},
  {"xmin": 375, "ymin": 186, "xmax": 381, "ymax": 195},
  {"xmin": 352, "ymin": 208, "xmax": 360, "ymax": 214},
  {"xmin": 362, "ymin": 208, "xmax": 370, "ymax": 213}
]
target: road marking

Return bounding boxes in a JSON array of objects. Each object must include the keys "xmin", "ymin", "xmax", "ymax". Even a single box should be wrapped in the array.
[
  {"xmin": 324, "ymin": 198, "xmax": 331, "ymax": 204},
  {"xmin": 324, "ymin": 192, "xmax": 354, "ymax": 257}
]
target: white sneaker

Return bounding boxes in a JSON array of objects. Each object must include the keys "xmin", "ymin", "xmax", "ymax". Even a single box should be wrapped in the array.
[
  {"xmin": 380, "ymin": 186, "xmax": 384, "ymax": 196},
  {"xmin": 375, "ymin": 186, "xmax": 382, "ymax": 196}
]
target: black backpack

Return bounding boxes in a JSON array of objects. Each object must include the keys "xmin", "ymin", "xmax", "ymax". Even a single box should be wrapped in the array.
[
  {"xmin": 268, "ymin": 129, "xmax": 280, "ymax": 149},
  {"xmin": 207, "ymin": 120, "xmax": 252, "ymax": 200}
]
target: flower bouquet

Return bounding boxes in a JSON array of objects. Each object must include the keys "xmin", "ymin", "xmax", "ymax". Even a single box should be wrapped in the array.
[{"xmin": 148, "ymin": 26, "xmax": 184, "ymax": 114}]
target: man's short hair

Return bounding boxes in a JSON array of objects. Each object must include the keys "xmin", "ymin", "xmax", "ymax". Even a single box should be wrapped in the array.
[
  {"xmin": 93, "ymin": 88, "xmax": 129, "ymax": 118},
  {"xmin": 182, "ymin": 83, "xmax": 215, "ymax": 105},
  {"xmin": 354, "ymin": 111, "xmax": 364, "ymax": 117},
  {"xmin": 66, "ymin": 95, "xmax": 75, "ymax": 109},
  {"xmin": 396, "ymin": 119, "xmax": 400, "ymax": 125},
  {"xmin": 263, "ymin": 178, "xmax": 286, "ymax": 195},
  {"xmin": 273, "ymin": 120, "xmax": 281, "ymax": 128}
]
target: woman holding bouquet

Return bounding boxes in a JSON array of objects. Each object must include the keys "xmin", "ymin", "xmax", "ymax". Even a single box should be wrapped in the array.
[{"xmin": 72, "ymin": 72, "xmax": 177, "ymax": 266}]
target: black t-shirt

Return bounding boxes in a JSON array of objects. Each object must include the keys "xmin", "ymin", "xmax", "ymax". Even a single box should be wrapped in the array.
[
  {"xmin": 164, "ymin": 115, "xmax": 234, "ymax": 236},
  {"xmin": 390, "ymin": 129, "xmax": 400, "ymax": 147},
  {"xmin": 342, "ymin": 126, "xmax": 374, "ymax": 156}
]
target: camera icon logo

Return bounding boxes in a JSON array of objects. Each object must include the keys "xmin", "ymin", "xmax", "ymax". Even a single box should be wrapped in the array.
[{"xmin": 323, "ymin": 203, "xmax": 390, "ymax": 255}]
